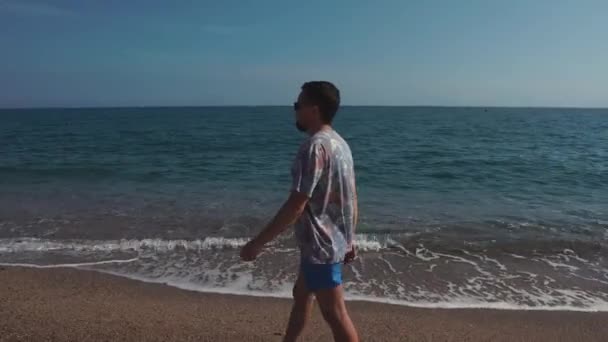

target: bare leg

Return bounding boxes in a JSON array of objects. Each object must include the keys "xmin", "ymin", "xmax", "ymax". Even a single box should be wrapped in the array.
[
  {"xmin": 283, "ymin": 272, "xmax": 314, "ymax": 342},
  {"xmin": 315, "ymin": 285, "xmax": 359, "ymax": 342}
]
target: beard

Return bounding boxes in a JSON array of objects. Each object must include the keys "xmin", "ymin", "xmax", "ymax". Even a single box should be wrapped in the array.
[{"xmin": 295, "ymin": 121, "xmax": 307, "ymax": 132}]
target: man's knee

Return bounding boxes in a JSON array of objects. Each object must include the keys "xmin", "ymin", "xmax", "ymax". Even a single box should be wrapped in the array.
[
  {"xmin": 315, "ymin": 287, "xmax": 346, "ymax": 322},
  {"xmin": 320, "ymin": 303, "xmax": 347, "ymax": 324}
]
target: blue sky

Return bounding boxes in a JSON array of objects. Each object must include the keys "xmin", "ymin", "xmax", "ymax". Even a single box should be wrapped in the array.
[{"xmin": 1, "ymin": 0, "xmax": 607, "ymax": 108}]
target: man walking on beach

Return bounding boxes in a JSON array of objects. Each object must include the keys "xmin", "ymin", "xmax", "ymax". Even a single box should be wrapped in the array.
[{"xmin": 240, "ymin": 81, "xmax": 359, "ymax": 342}]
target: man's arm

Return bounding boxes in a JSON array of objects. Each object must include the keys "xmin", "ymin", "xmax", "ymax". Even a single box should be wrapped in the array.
[
  {"xmin": 241, "ymin": 141, "xmax": 323, "ymax": 261},
  {"xmin": 353, "ymin": 187, "xmax": 358, "ymax": 228},
  {"xmin": 240, "ymin": 191, "xmax": 309, "ymax": 261},
  {"xmin": 345, "ymin": 179, "xmax": 358, "ymax": 263}
]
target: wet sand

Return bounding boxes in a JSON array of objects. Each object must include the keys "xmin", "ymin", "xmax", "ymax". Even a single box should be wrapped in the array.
[{"xmin": 1, "ymin": 266, "xmax": 607, "ymax": 341}]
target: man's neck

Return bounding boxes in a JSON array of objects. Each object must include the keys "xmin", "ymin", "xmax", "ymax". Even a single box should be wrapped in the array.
[{"xmin": 307, "ymin": 124, "xmax": 332, "ymax": 136}]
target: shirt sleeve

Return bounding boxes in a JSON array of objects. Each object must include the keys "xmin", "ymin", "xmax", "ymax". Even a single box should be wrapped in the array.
[{"xmin": 291, "ymin": 142, "xmax": 326, "ymax": 198}]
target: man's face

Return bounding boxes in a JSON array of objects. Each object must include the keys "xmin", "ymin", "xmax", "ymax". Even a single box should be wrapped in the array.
[{"xmin": 294, "ymin": 92, "xmax": 318, "ymax": 132}]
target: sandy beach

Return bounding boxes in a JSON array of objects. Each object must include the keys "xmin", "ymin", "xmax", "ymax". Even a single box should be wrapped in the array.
[{"xmin": 0, "ymin": 266, "xmax": 606, "ymax": 341}]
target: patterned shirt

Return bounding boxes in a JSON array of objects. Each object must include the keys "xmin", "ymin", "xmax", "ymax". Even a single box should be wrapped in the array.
[{"xmin": 291, "ymin": 128, "xmax": 356, "ymax": 264}]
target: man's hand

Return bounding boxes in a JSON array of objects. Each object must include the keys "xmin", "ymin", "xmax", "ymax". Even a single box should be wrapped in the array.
[
  {"xmin": 240, "ymin": 240, "xmax": 262, "ymax": 262},
  {"xmin": 344, "ymin": 244, "xmax": 357, "ymax": 264},
  {"xmin": 240, "ymin": 192, "xmax": 309, "ymax": 262}
]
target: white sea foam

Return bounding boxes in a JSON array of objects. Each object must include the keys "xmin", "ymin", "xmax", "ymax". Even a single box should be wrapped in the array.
[
  {"xmin": 2, "ymin": 235, "xmax": 608, "ymax": 312},
  {"xmin": 0, "ymin": 235, "xmax": 393, "ymax": 254},
  {"xmin": 378, "ymin": 255, "xmax": 398, "ymax": 274},
  {"xmin": 0, "ymin": 257, "xmax": 139, "ymax": 268},
  {"xmin": 509, "ymin": 253, "xmax": 527, "ymax": 259},
  {"xmin": 78, "ymin": 268, "xmax": 608, "ymax": 312},
  {"xmin": 3, "ymin": 255, "xmax": 608, "ymax": 312},
  {"xmin": 0, "ymin": 237, "xmax": 249, "ymax": 253},
  {"xmin": 539, "ymin": 257, "xmax": 580, "ymax": 272},
  {"xmin": 352, "ymin": 234, "xmax": 384, "ymax": 251},
  {"xmin": 84, "ymin": 268, "xmax": 294, "ymax": 299}
]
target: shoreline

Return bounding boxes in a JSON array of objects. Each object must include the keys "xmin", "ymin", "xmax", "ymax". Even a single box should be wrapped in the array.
[
  {"xmin": 3, "ymin": 262, "xmax": 606, "ymax": 313},
  {"xmin": 66, "ymin": 268, "xmax": 608, "ymax": 313},
  {"xmin": 2, "ymin": 266, "xmax": 608, "ymax": 341}
]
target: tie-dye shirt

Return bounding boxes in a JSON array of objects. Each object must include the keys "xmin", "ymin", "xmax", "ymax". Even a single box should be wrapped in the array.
[{"xmin": 291, "ymin": 129, "xmax": 356, "ymax": 264}]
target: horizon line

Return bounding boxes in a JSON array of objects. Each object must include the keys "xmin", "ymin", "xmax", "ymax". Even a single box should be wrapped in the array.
[{"xmin": 1, "ymin": 104, "xmax": 608, "ymax": 111}]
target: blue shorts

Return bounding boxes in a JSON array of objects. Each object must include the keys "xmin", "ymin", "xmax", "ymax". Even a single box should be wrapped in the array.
[{"xmin": 300, "ymin": 262, "xmax": 343, "ymax": 292}]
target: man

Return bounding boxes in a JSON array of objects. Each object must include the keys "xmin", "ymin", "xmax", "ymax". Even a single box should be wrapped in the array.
[{"xmin": 240, "ymin": 81, "xmax": 359, "ymax": 342}]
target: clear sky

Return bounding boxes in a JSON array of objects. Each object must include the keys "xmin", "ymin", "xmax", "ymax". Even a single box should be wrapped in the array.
[{"xmin": 1, "ymin": 0, "xmax": 607, "ymax": 108}]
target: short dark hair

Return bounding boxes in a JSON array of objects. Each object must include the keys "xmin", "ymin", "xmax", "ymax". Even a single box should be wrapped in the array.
[{"xmin": 301, "ymin": 81, "xmax": 340, "ymax": 124}]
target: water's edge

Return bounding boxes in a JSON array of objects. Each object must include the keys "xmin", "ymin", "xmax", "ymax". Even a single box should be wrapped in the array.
[{"xmin": 2, "ymin": 263, "xmax": 606, "ymax": 313}]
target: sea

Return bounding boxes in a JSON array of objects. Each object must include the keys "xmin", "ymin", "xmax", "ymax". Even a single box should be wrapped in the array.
[{"xmin": 1, "ymin": 106, "xmax": 607, "ymax": 311}]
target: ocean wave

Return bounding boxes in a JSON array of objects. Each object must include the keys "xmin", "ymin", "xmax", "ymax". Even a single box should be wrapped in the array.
[
  {"xmin": 0, "ymin": 235, "xmax": 397, "ymax": 254},
  {"xmin": 0, "ymin": 257, "xmax": 139, "ymax": 268},
  {"xmin": 2, "ymin": 235, "xmax": 608, "ymax": 312},
  {"xmin": 1, "ymin": 234, "xmax": 605, "ymax": 258},
  {"xmin": 18, "ymin": 266, "xmax": 608, "ymax": 312},
  {"xmin": 0, "ymin": 237, "xmax": 249, "ymax": 253}
]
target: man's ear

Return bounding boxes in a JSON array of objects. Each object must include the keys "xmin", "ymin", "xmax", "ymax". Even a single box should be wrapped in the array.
[{"xmin": 313, "ymin": 106, "xmax": 322, "ymax": 120}]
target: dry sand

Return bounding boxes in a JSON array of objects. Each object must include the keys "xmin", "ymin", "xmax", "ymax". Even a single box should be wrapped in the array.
[{"xmin": 1, "ymin": 266, "xmax": 607, "ymax": 341}]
